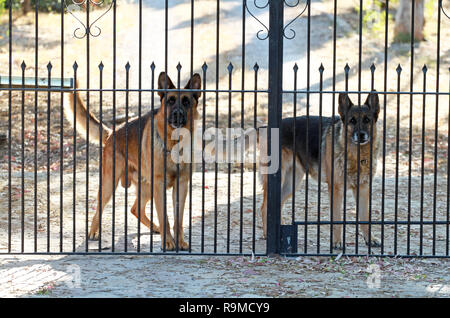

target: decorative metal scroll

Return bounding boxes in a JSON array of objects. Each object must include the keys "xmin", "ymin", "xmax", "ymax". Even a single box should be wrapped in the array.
[
  {"xmin": 283, "ymin": 0, "xmax": 309, "ymax": 40},
  {"xmin": 244, "ymin": 0, "xmax": 310, "ymax": 40},
  {"xmin": 244, "ymin": 0, "xmax": 270, "ymax": 40},
  {"xmin": 441, "ymin": 0, "xmax": 450, "ymax": 20},
  {"xmin": 65, "ymin": 0, "xmax": 114, "ymax": 39}
]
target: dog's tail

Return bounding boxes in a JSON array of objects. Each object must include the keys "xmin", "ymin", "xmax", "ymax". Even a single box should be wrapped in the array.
[{"xmin": 64, "ymin": 81, "xmax": 112, "ymax": 147}]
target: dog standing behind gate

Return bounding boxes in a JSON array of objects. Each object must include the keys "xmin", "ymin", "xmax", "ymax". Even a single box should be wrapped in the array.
[
  {"xmin": 257, "ymin": 92, "xmax": 381, "ymax": 249},
  {"xmin": 64, "ymin": 72, "xmax": 202, "ymax": 251}
]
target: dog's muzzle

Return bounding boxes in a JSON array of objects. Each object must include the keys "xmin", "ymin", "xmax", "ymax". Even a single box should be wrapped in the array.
[
  {"xmin": 352, "ymin": 131, "xmax": 370, "ymax": 145},
  {"xmin": 168, "ymin": 108, "xmax": 187, "ymax": 128}
]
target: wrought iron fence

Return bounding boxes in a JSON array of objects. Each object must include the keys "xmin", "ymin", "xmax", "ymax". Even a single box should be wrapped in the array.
[{"xmin": 0, "ymin": 0, "xmax": 449, "ymax": 258}]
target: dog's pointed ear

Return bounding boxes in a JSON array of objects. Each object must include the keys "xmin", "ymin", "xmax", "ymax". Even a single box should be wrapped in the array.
[
  {"xmin": 364, "ymin": 91, "xmax": 380, "ymax": 121},
  {"xmin": 338, "ymin": 93, "xmax": 353, "ymax": 121},
  {"xmin": 158, "ymin": 72, "xmax": 175, "ymax": 99},
  {"xmin": 184, "ymin": 73, "xmax": 202, "ymax": 101}
]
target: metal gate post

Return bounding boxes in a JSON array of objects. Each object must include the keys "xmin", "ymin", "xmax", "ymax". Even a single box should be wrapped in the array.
[{"xmin": 266, "ymin": 0, "xmax": 284, "ymax": 255}]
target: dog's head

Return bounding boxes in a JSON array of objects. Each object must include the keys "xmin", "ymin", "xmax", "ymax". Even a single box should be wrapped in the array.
[
  {"xmin": 157, "ymin": 72, "xmax": 202, "ymax": 129},
  {"xmin": 338, "ymin": 92, "xmax": 380, "ymax": 146}
]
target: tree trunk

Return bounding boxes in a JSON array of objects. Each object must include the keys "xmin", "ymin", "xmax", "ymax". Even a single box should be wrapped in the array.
[
  {"xmin": 22, "ymin": 0, "xmax": 32, "ymax": 14},
  {"xmin": 394, "ymin": 0, "xmax": 425, "ymax": 42}
]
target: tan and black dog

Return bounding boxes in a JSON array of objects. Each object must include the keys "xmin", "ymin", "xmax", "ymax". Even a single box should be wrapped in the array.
[
  {"xmin": 258, "ymin": 92, "xmax": 381, "ymax": 249},
  {"xmin": 64, "ymin": 72, "xmax": 202, "ymax": 251}
]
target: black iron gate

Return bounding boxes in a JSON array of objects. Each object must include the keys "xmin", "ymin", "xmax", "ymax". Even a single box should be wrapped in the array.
[{"xmin": 0, "ymin": 0, "xmax": 449, "ymax": 257}]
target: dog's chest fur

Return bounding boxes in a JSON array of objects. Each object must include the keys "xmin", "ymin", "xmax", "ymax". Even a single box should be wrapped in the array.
[
  {"xmin": 329, "ymin": 122, "xmax": 379, "ymax": 187},
  {"xmin": 139, "ymin": 116, "xmax": 192, "ymax": 185}
]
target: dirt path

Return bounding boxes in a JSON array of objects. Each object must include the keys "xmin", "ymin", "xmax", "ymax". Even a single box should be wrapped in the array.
[{"xmin": 1, "ymin": 254, "xmax": 450, "ymax": 297}]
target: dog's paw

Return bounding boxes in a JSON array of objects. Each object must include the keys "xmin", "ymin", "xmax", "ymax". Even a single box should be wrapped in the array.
[
  {"xmin": 333, "ymin": 242, "xmax": 343, "ymax": 250},
  {"xmin": 162, "ymin": 238, "xmax": 176, "ymax": 251},
  {"xmin": 151, "ymin": 223, "xmax": 160, "ymax": 234},
  {"xmin": 88, "ymin": 231, "xmax": 99, "ymax": 241},
  {"xmin": 364, "ymin": 237, "xmax": 381, "ymax": 248},
  {"xmin": 178, "ymin": 239, "xmax": 189, "ymax": 251}
]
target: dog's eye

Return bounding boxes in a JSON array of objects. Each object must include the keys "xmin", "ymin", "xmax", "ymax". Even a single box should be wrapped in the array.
[
  {"xmin": 363, "ymin": 116, "xmax": 371, "ymax": 124},
  {"xmin": 349, "ymin": 117, "xmax": 357, "ymax": 125},
  {"xmin": 167, "ymin": 96, "xmax": 176, "ymax": 104},
  {"xmin": 182, "ymin": 97, "xmax": 190, "ymax": 107}
]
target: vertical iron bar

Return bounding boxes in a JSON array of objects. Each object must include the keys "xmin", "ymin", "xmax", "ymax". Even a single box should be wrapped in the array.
[
  {"xmin": 355, "ymin": 0, "xmax": 363, "ymax": 255},
  {"xmin": 163, "ymin": 0, "xmax": 169, "ymax": 253},
  {"xmin": 407, "ymin": 0, "xmax": 416, "ymax": 255},
  {"xmin": 226, "ymin": 62, "xmax": 233, "ymax": 254},
  {"xmin": 21, "ymin": 61, "xmax": 26, "ymax": 253},
  {"xmin": 447, "ymin": 66, "xmax": 449, "ymax": 256},
  {"xmin": 47, "ymin": 62, "xmax": 52, "ymax": 253},
  {"xmin": 395, "ymin": 64, "xmax": 402, "ymax": 256},
  {"xmin": 239, "ymin": 0, "xmax": 246, "ymax": 254},
  {"xmin": 150, "ymin": 62, "xmax": 156, "ymax": 253},
  {"xmin": 317, "ymin": 64, "xmax": 324, "ymax": 254},
  {"xmin": 137, "ymin": 0, "xmax": 145, "ymax": 253},
  {"xmin": 266, "ymin": 0, "xmax": 284, "ymax": 255},
  {"xmin": 432, "ymin": 0, "xmax": 442, "ymax": 256},
  {"xmin": 330, "ymin": 0, "xmax": 337, "ymax": 254},
  {"xmin": 98, "ymin": 62, "xmax": 104, "ymax": 252},
  {"xmin": 34, "ymin": 0, "xmax": 39, "ymax": 253},
  {"xmin": 85, "ymin": 0, "xmax": 90, "ymax": 253},
  {"xmin": 292, "ymin": 64, "xmax": 298, "ymax": 228},
  {"xmin": 201, "ymin": 63, "xmax": 207, "ymax": 253},
  {"xmin": 189, "ymin": 0, "xmax": 195, "ymax": 254},
  {"xmin": 7, "ymin": 0, "xmax": 12, "ymax": 253},
  {"xmin": 381, "ymin": 0, "xmax": 389, "ymax": 255},
  {"xmin": 112, "ymin": 0, "xmax": 117, "ymax": 253},
  {"xmin": 214, "ymin": 0, "xmax": 220, "ymax": 254},
  {"xmin": 124, "ymin": 62, "xmax": 130, "ymax": 252},
  {"xmin": 72, "ymin": 62, "xmax": 78, "ymax": 252},
  {"xmin": 343, "ymin": 64, "xmax": 350, "ymax": 254},
  {"xmin": 60, "ymin": 0, "xmax": 64, "ymax": 253},
  {"xmin": 369, "ymin": 64, "xmax": 376, "ymax": 255},
  {"xmin": 137, "ymin": 0, "xmax": 143, "ymax": 253},
  {"xmin": 176, "ymin": 63, "xmax": 181, "ymax": 253},
  {"xmin": 420, "ymin": 65, "xmax": 427, "ymax": 256},
  {"xmin": 304, "ymin": 0, "xmax": 311, "ymax": 255},
  {"xmin": 252, "ymin": 63, "xmax": 259, "ymax": 254}
]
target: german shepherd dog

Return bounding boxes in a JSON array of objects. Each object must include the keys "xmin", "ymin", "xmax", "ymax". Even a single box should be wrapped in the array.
[
  {"xmin": 258, "ymin": 92, "xmax": 381, "ymax": 249},
  {"xmin": 65, "ymin": 72, "xmax": 202, "ymax": 251}
]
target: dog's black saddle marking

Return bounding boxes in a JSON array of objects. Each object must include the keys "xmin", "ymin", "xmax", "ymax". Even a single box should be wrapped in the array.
[{"xmin": 280, "ymin": 116, "xmax": 340, "ymax": 168}]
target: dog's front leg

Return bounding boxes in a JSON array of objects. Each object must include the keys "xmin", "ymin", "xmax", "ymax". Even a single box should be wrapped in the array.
[
  {"xmin": 353, "ymin": 185, "xmax": 381, "ymax": 248},
  {"xmin": 153, "ymin": 180, "xmax": 176, "ymax": 251},
  {"xmin": 329, "ymin": 182, "xmax": 344, "ymax": 250},
  {"xmin": 172, "ymin": 176, "xmax": 189, "ymax": 250}
]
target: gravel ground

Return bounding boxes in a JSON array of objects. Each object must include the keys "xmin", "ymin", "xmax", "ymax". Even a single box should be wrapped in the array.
[{"xmin": 1, "ymin": 254, "xmax": 450, "ymax": 297}]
